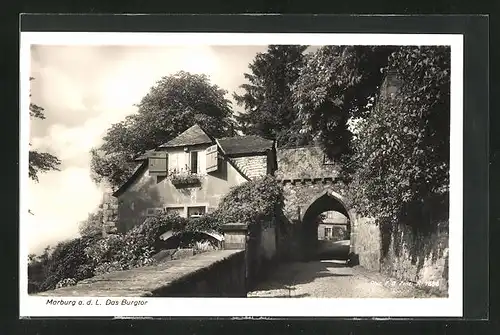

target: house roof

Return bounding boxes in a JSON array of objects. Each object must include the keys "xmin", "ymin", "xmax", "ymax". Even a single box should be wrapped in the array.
[
  {"xmin": 114, "ymin": 128, "xmax": 271, "ymax": 197},
  {"xmin": 159, "ymin": 124, "xmax": 213, "ymax": 148},
  {"xmin": 133, "ymin": 149, "xmax": 155, "ymax": 161},
  {"xmin": 112, "ymin": 161, "xmax": 148, "ymax": 197},
  {"xmin": 217, "ymin": 135, "xmax": 274, "ymax": 155}
]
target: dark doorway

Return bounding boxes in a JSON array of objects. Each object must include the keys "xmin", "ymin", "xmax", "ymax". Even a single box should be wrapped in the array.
[{"xmin": 301, "ymin": 191, "xmax": 352, "ymax": 261}]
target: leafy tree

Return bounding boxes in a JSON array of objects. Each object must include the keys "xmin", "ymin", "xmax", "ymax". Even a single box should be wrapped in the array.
[
  {"xmin": 91, "ymin": 71, "xmax": 235, "ymax": 189},
  {"xmin": 27, "ymin": 245, "xmax": 53, "ymax": 293},
  {"xmin": 292, "ymin": 46, "xmax": 397, "ymax": 161},
  {"xmin": 234, "ymin": 45, "xmax": 313, "ymax": 147},
  {"xmin": 347, "ymin": 46, "xmax": 451, "ymax": 229},
  {"xmin": 29, "ymin": 77, "xmax": 61, "ymax": 182}
]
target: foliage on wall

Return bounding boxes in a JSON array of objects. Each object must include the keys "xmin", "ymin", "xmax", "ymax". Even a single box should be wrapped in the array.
[
  {"xmin": 216, "ymin": 175, "xmax": 284, "ymax": 226},
  {"xmin": 347, "ymin": 46, "xmax": 450, "ymax": 232}
]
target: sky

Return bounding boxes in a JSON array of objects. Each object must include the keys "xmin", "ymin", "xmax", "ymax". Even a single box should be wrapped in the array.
[{"xmin": 27, "ymin": 44, "xmax": 270, "ymax": 254}]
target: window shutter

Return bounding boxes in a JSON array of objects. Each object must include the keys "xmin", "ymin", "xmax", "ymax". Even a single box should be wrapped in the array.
[
  {"xmin": 148, "ymin": 151, "xmax": 168, "ymax": 176},
  {"xmin": 206, "ymin": 145, "xmax": 218, "ymax": 173}
]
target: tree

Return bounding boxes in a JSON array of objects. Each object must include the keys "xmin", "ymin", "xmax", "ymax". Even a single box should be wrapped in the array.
[
  {"xmin": 29, "ymin": 77, "xmax": 61, "ymax": 182},
  {"xmin": 348, "ymin": 46, "xmax": 450, "ymax": 229},
  {"xmin": 233, "ymin": 45, "xmax": 313, "ymax": 147},
  {"xmin": 90, "ymin": 71, "xmax": 235, "ymax": 189},
  {"xmin": 292, "ymin": 46, "xmax": 397, "ymax": 161},
  {"xmin": 78, "ymin": 208, "xmax": 104, "ymax": 237}
]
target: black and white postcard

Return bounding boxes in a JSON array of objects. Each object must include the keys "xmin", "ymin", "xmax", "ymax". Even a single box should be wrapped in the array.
[{"xmin": 20, "ymin": 30, "xmax": 464, "ymax": 318}]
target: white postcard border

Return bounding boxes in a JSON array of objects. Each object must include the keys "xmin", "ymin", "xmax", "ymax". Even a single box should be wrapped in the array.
[{"xmin": 19, "ymin": 32, "xmax": 463, "ymax": 318}]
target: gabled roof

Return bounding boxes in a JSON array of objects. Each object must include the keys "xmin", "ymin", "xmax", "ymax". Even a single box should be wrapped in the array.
[
  {"xmin": 112, "ymin": 161, "xmax": 148, "ymax": 197},
  {"xmin": 134, "ymin": 149, "xmax": 155, "ymax": 161},
  {"xmin": 217, "ymin": 135, "xmax": 274, "ymax": 156},
  {"xmin": 159, "ymin": 124, "xmax": 213, "ymax": 148}
]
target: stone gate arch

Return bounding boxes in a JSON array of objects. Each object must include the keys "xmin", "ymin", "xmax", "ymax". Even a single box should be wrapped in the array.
[{"xmin": 300, "ymin": 189, "xmax": 356, "ymax": 260}]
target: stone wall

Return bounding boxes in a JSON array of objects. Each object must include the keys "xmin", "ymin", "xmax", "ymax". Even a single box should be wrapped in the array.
[
  {"xmin": 153, "ymin": 250, "xmax": 247, "ymax": 297},
  {"xmin": 281, "ymin": 180, "xmax": 348, "ymax": 223},
  {"xmin": 260, "ymin": 227, "xmax": 276, "ymax": 261},
  {"xmin": 380, "ymin": 221, "xmax": 449, "ymax": 295},
  {"xmin": 275, "ymin": 146, "xmax": 339, "ymax": 180},
  {"xmin": 231, "ymin": 155, "xmax": 268, "ymax": 179},
  {"xmin": 36, "ymin": 250, "xmax": 246, "ymax": 297},
  {"xmin": 279, "ymin": 180, "xmax": 350, "ymax": 261},
  {"xmin": 100, "ymin": 192, "xmax": 118, "ymax": 236},
  {"xmin": 350, "ymin": 215, "xmax": 381, "ymax": 271}
]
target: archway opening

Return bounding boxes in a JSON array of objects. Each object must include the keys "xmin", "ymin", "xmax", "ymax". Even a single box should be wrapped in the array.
[{"xmin": 301, "ymin": 191, "xmax": 352, "ymax": 261}]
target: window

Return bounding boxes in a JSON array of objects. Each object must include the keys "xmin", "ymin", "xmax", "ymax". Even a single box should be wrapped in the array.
[
  {"xmin": 323, "ymin": 154, "xmax": 335, "ymax": 165},
  {"xmin": 190, "ymin": 151, "xmax": 198, "ymax": 174},
  {"xmin": 165, "ymin": 207, "xmax": 184, "ymax": 217},
  {"xmin": 188, "ymin": 206, "xmax": 206, "ymax": 218},
  {"xmin": 324, "ymin": 227, "xmax": 332, "ymax": 239}
]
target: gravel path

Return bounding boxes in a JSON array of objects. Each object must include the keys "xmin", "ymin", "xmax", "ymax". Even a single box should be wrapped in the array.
[{"xmin": 248, "ymin": 260, "xmax": 436, "ymax": 298}]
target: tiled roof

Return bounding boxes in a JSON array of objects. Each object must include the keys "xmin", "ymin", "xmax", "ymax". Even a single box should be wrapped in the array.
[
  {"xmin": 217, "ymin": 135, "xmax": 274, "ymax": 155},
  {"xmin": 159, "ymin": 124, "xmax": 213, "ymax": 148},
  {"xmin": 134, "ymin": 149, "xmax": 155, "ymax": 161}
]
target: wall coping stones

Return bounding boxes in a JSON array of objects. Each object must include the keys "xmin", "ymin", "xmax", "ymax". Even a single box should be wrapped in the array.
[
  {"xmin": 34, "ymin": 250, "xmax": 243, "ymax": 297},
  {"xmin": 278, "ymin": 177, "xmax": 334, "ymax": 185},
  {"xmin": 221, "ymin": 222, "xmax": 248, "ymax": 232}
]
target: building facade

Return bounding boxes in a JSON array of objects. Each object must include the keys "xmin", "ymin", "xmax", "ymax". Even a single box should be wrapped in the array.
[{"xmin": 111, "ymin": 124, "xmax": 276, "ymax": 233}]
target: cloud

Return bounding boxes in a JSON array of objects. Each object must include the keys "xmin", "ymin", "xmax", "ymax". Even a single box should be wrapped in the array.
[{"xmin": 27, "ymin": 167, "xmax": 105, "ymax": 254}]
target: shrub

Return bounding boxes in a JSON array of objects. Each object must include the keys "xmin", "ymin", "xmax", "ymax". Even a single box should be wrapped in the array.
[
  {"xmin": 84, "ymin": 234, "xmax": 127, "ymax": 266},
  {"xmin": 40, "ymin": 236, "xmax": 96, "ymax": 291},
  {"xmin": 131, "ymin": 213, "xmax": 187, "ymax": 249},
  {"xmin": 217, "ymin": 175, "xmax": 284, "ymax": 226},
  {"xmin": 93, "ymin": 261, "xmax": 128, "ymax": 276},
  {"xmin": 184, "ymin": 212, "xmax": 221, "ymax": 233},
  {"xmin": 193, "ymin": 240, "xmax": 217, "ymax": 254},
  {"xmin": 56, "ymin": 278, "xmax": 77, "ymax": 289}
]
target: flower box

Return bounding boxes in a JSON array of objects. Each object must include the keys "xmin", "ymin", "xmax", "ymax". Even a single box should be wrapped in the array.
[{"xmin": 170, "ymin": 173, "xmax": 201, "ymax": 187}]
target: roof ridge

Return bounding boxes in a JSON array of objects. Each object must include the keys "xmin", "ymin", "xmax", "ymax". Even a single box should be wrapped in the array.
[
  {"xmin": 159, "ymin": 123, "xmax": 213, "ymax": 148},
  {"xmin": 217, "ymin": 134, "xmax": 274, "ymax": 140}
]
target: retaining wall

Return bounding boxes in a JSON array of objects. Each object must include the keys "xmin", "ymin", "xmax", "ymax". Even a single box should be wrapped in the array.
[{"xmin": 36, "ymin": 250, "xmax": 246, "ymax": 297}]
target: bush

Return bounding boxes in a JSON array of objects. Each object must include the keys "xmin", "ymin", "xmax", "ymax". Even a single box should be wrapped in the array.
[
  {"xmin": 84, "ymin": 234, "xmax": 127, "ymax": 266},
  {"xmin": 39, "ymin": 236, "xmax": 96, "ymax": 291},
  {"xmin": 94, "ymin": 261, "xmax": 128, "ymax": 276},
  {"xmin": 56, "ymin": 278, "xmax": 77, "ymax": 289},
  {"xmin": 217, "ymin": 175, "xmax": 284, "ymax": 226},
  {"xmin": 184, "ymin": 212, "xmax": 221, "ymax": 233}
]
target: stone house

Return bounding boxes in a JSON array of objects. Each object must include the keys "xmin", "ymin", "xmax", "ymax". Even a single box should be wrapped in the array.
[
  {"xmin": 317, "ymin": 210, "xmax": 349, "ymax": 241},
  {"xmin": 109, "ymin": 124, "xmax": 277, "ymax": 233}
]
